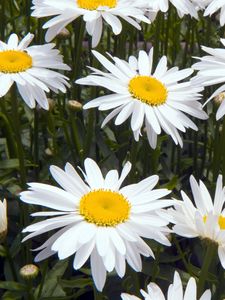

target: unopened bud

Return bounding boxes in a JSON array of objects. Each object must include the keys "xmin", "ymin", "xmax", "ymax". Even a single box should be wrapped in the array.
[
  {"xmin": 214, "ymin": 92, "xmax": 225, "ymax": 106},
  {"xmin": 47, "ymin": 98, "xmax": 55, "ymax": 111},
  {"xmin": 0, "ymin": 199, "xmax": 7, "ymax": 243},
  {"xmin": 57, "ymin": 28, "xmax": 70, "ymax": 39},
  {"xmin": 20, "ymin": 264, "xmax": 39, "ymax": 279},
  {"xmin": 67, "ymin": 100, "xmax": 83, "ymax": 112},
  {"xmin": 45, "ymin": 147, "xmax": 53, "ymax": 157}
]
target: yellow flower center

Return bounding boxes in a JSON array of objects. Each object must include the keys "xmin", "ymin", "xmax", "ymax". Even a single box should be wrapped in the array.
[
  {"xmin": 79, "ymin": 189, "xmax": 130, "ymax": 226},
  {"xmin": 0, "ymin": 50, "xmax": 32, "ymax": 73},
  {"xmin": 128, "ymin": 76, "xmax": 168, "ymax": 106},
  {"xmin": 219, "ymin": 215, "xmax": 225, "ymax": 230},
  {"xmin": 203, "ymin": 215, "xmax": 225, "ymax": 230},
  {"xmin": 77, "ymin": 0, "xmax": 117, "ymax": 10}
]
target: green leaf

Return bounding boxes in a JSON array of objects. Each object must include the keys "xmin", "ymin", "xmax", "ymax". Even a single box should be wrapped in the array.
[
  {"xmin": 59, "ymin": 277, "xmax": 92, "ymax": 289},
  {"xmin": 2, "ymin": 290, "xmax": 23, "ymax": 300},
  {"xmin": 0, "ymin": 281, "xmax": 26, "ymax": 291},
  {"xmin": 34, "ymin": 260, "xmax": 68, "ymax": 299},
  {"xmin": 0, "ymin": 245, "xmax": 7, "ymax": 257}
]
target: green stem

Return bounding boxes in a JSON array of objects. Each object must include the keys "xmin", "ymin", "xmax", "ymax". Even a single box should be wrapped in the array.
[
  {"xmin": 37, "ymin": 261, "xmax": 48, "ymax": 299},
  {"xmin": 129, "ymin": 139, "xmax": 138, "ymax": 182},
  {"xmin": 10, "ymin": 85, "xmax": 27, "ymax": 188},
  {"xmin": 0, "ymin": 0, "xmax": 5, "ymax": 39},
  {"xmin": 5, "ymin": 242, "xmax": 18, "ymax": 281},
  {"xmin": 73, "ymin": 19, "xmax": 85, "ymax": 98},
  {"xmin": 26, "ymin": 279, "xmax": 35, "ymax": 300},
  {"xmin": 153, "ymin": 12, "xmax": 162, "ymax": 68},
  {"xmin": 173, "ymin": 237, "xmax": 192, "ymax": 275},
  {"xmin": 93, "ymin": 287, "xmax": 105, "ymax": 300},
  {"xmin": 150, "ymin": 245, "xmax": 161, "ymax": 283},
  {"xmin": 33, "ymin": 108, "xmax": 39, "ymax": 181},
  {"xmin": 84, "ymin": 110, "xmax": 95, "ymax": 157},
  {"xmin": 69, "ymin": 112, "xmax": 83, "ymax": 160},
  {"xmin": 197, "ymin": 242, "xmax": 217, "ymax": 297}
]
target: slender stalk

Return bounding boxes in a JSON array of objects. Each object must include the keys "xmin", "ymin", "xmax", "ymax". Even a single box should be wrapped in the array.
[
  {"xmin": 73, "ymin": 19, "xmax": 85, "ymax": 98},
  {"xmin": 33, "ymin": 108, "xmax": 39, "ymax": 181},
  {"xmin": 0, "ymin": 0, "xmax": 5, "ymax": 39},
  {"xmin": 150, "ymin": 245, "xmax": 161, "ymax": 283},
  {"xmin": 94, "ymin": 287, "xmax": 105, "ymax": 300},
  {"xmin": 37, "ymin": 261, "xmax": 48, "ymax": 299},
  {"xmin": 129, "ymin": 139, "xmax": 138, "ymax": 182},
  {"xmin": 153, "ymin": 13, "xmax": 162, "ymax": 68},
  {"xmin": 26, "ymin": 279, "xmax": 35, "ymax": 300},
  {"xmin": 5, "ymin": 242, "xmax": 18, "ymax": 281},
  {"xmin": 173, "ymin": 237, "xmax": 192, "ymax": 275},
  {"xmin": 69, "ymin": 111, "xmax": 83, "ymax": 161},
  {"xmin": 197, "ymin": 242, "xmax": 217, "ymax": 297},
  {"xmin": 84, "ymin": 110, "xmax": 95, "ymax": 157},
  {"xmin": 10, "ymin": 85, "xmax": 27, "ymax": 188}
]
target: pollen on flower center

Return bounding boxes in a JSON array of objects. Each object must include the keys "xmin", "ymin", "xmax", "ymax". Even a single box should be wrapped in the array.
[
  {"xmin": 128, "ymin": 76, "xmax": 168, "ymax": 106},
  {"xmin": 79, "ymin": 189, "xmax": 130, "ymax": 226},
  {"xmin": 77, "ymin": 0, "xmax": 117, "ymax": 10},
  {"xmin": 0, "ymin": 50, "xmax": 32, "ymax": 73},
  {"xmin": 219, "ymin": 215, "xmax": 225, "ymax": 230},
  {"xmin": 203, "ymin": 214, "xmax": 225, "ymax": 230}
]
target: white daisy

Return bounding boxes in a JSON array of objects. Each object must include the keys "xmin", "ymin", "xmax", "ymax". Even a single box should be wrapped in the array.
[
  {"xmin": 191, "ymin": 0, "xmax": 211, "ymax": 10},
  {"xmin": 76, "ymin": 49, "xmax": 208, "ymax": 149},
  {"xmin": 140, "ymin": 0, "xmax": 198, "ymax": 18},
  {"xmin": 121, "ymin": 270, "xmax": 211, "ymax": 300},
  {"xmin": 20, "ymin": 158, "xmax": 173, "ymax": 291},
  {"xmin": 192, "ymin": 39, "xmax": 225, "ymax": 120},
  {"xmin": 0, "ymin": 199, "xmax": 7, "ymax": 242},
  {"xmin": 31, "ymin": 0, "xmax": 150, "ymax": 48},
  {"xmin": 0, "ymin": 33, "xmax": 70, "ymax": 110},
  {"xmin": 169, "ymin": 175, "xmax": 225, "ymax": 269},
  {"xmin": 203, "ymin": 0, "xmax": 225, "ymax": 26}
]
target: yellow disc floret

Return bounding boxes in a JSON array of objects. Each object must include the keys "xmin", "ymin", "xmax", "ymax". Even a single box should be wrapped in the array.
[
  {"xmin": 79, "ymin": 189, "xmax": 130, "ymax": 226},
  {"xmin": 129, "ymin": 76, "xmax": 168, "ymax": 106},
  {"xmin": 203, "ymin": 214, "xmax": 225, "ymax": 230},
  {"xmin": 219, "ymin": 215, "xmax": 225, "ymax": 230},
  {"xmin": 77, "ymin": 0, "xmax": 117, "ymax": 10},
  {"xmin": 0, "ymin": 50, "xmax": 32, "ymax": 73}
]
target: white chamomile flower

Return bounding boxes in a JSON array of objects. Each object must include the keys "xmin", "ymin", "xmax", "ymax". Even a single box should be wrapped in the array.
[
  {"xmin": 192, "ymin": 39, "xmax": 225, "ymax": 120},
  {"xmin": 203, "ymin": 0, "xmax": 225, "ymax": 26},
  {"xmin": 20, "ymin": 158, "xmax": 173, "ymax": 291},
  {"xmin": 169, "ymin": 175, "xmax": 225, "ymax": 269},
  {"xmin": 140, "ymin": 0, "xmax": 198, "ymax": 18},
  {"xmin": 121, "ymin": 271, "xmax": 211, "ymax": 300},
  {"xmin": 0, "ymin": 33, "xmax": 70, "ymax": 110},
  {"xmin": 0, "ymin": 199, "xmax": 7, "ymax": 243},
  {"xmin": 76, "ymin": 49, "xmax": 208, "ymax": 149},
  {"xmin": 31, "ymin": 0, "xmax": 150, "ymax": 48},
  {"xmin": 191, "ymin": 0, "xmax": 211, "ymax": 10}
]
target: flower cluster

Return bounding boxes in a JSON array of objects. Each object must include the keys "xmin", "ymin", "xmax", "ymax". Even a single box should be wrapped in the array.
[{"xmin": 2, "ymin": 0, "xmax": 225, "ymax": 299}]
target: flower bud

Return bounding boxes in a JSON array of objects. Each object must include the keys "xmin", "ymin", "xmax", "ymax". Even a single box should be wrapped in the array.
[
  {"xmin": 67, "ymin": 100, "xmax": 83, "ymax": 112},
  {"xmin": 0, "ymin": 199, "xmax": 7, "ymax": 243},
  {"xmin": 20, "ymin": 264, "xmax": 39, "ymax": 279},
  {"xmin": 57, "ymin": 28, "xmax": 70, "ymax": 39},
  {"xmin": 214, "ymin": 92, "xmax": 225, "ymax": 106}
]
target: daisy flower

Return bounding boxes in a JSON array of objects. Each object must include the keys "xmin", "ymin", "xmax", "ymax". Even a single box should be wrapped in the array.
[
  {"xmin": 31, "ymin": 0, "xmax": 150, "ymax": 47},
  {"xmin": 20, "ymin": 158, "xmax": 173, "ymax": 291},
  {"xmin": 121, "ymin": 270, "xmax": 211, "ymax": 300},
  {"xmin": 191, "ymin": 0, "xmax": 211, "ymax": 10},
  {"xmin": 141, "ymin": 0, "xmax": 198, "ymax": 18},
  {"xmin": 76, "ymin": 49, "xmax": 208, "ymax": 149},
  {"xmin": 192, "ymin": 39, "xmax": 225, "ymax": 120},
  {"xmin": 169, "ymin": 175, "xmax": 225, "ymax": 269},
  {"xmin": 203, "ymin": 0, "xmax": 225, "ymax": 26},
  {"xmin": 0, "ymin": 33, "xmax": 70, "ymax": 110},
  {"xmin": 0, "ymin": 199, "xmax": 7, "ymax": 243}
]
